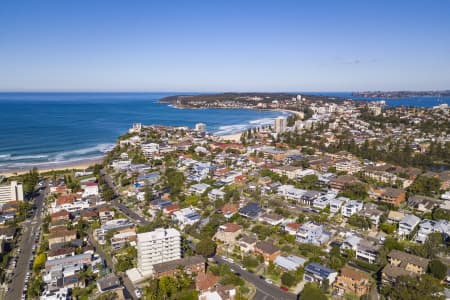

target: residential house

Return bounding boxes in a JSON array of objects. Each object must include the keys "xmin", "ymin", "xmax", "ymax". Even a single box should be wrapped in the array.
[
  {"xmin": 51, "ymin": 210, "xmax": 70, "ymax": 224},
  {"xmin": 398, "ymin": 214, "xmax": 421, "ymax": 237},
  {"xmin": 284, "ymin": 223, "xmax": 301, "ymax": 235},
  {"xmin": 199, "ymin": 285, "xmax": 236, "ymax": 300},
  {"xmin": 111, "ymin": 230, "xmax": 137, "ymax": 250},
  {"xmin": 172, "ymin": 207, "xmax": 201, "ymax": 227},
  {"xmin": 360, "ymin": 204, "xmax": 383, "ymax": 228},
  {"xmin": 270, "ymin": 165, "xmax": 303, "ymax": 179},
  {"xmin": 82, "ymin": 182, "xmax": 99, "ymax": 197},
  {"xmin": 45, "ymin": 253, "xmax": 92, "ymax": 271},
  {"xmin": 356, "ymin": 239, "xmax": 380, "ymax": 264},
  {"xmin": 334, "ymin": 266, "xmax": 371, "ymax": 297},
  {"xmin": 415, "ymin": 219, "xmax": 450, "ymax": 244},
  {"xmin": 382, "ymin": 250, "xmax": 430, "ymax": 284},
  {"xmin": 189, "ymin": 183, "xmax": 210, "ymax": 196},
  {"xmin": 196, "ymin": 272, "xmax": 220, "ymax": 293},
  {"xmin": 329, "ymin": 175, "xmax": 360, "ymax": 192},
  {"xmin": 239, "ymin": 236, "xmax": 257, "ymax": 254},
  {"xmin": 304, "ymin": 263, "xmax": 338, "ymax": 285},
  {"xmin": 220, "ymin": 204, "xmax": 238, "ymax": 219},
  {"xmin": 277, "ymin": 185, "xmax": 306, "ymax": 202},
  {"xmin": 330, "ymin": 197, "xmax": 348, "ymax": 214},
  {"xmin": 48, "ymin": 229, "xmax": 77, "ymax": 249},
  {"xmin": 341, "ymin": 200, "xmax": 364, "ymax": 217},
  {"xmin": 274, "ymin": 255, "xmax": 306, "ymax": 271},
  {"xmin": 387, "ymin": 211, "xmax": 405, "ymax": 223},
  {"xmin": 296, "ymin": 222, "xmax": 331, "ymax": 245},
  {"xmin": 408, "ymin": 195, "xmax": 441, "ymax": 213},
  {"xmin": 208, "ymin": 189, "xmax": 225, "ymax": 201},
  {"xmin": 254, "ymin": 241, "xmax": 281, "ymax": 263},
  {"xmin": 97, "ymin": 273, "xmax": 122, "ymax": 293},
  {"xmin": 213, "ymin": 224, "xmax": 242, "ymax": 244},
  {"xmin": 300, "ymin": 190, "xmax": 320, "ymax": 206},
  {"xmin": 372, "ymin": 187, "xmax": 406, "ymax": 206},
  {"xmin": 258, "ymin": 213, "xmax": 284, "ymax": 226},
  {"xmin": 153, "ymin": 255, "xmax": 205, "ymax": 278},
  {"xmin": 239, "ymin": 202, "xmax": 260, "ymax": 219}
]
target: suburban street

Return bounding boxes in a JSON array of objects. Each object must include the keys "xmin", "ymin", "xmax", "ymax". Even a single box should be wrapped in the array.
[
  {"xmin": 6, "ymin": 182, "xmax": 48, "ymax": 300},
  {"xmin": 100, "ymin": 169, "xmax": 149, "ymax": 225},
  {"xmin": 214, "ymin": 255, "xmax": 298, "ymax": 300},
  {"xmin": 87, "ymin": 233, "xmax": 136, "ymax": 300}
]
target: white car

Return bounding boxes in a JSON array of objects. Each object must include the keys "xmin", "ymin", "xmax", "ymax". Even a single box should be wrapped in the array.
[
  {"xmin": 265, "ymin": 279, "xmax": 273, "ymax": 284},
  {"xmin": 135, "ymin": 289, "xmax": 142, "ymax": 298}
]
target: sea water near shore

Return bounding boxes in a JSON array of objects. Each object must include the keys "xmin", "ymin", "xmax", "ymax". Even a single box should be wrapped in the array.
[
  {"xmin": 1, "ymin": 92, "xmax": 448, "ymax": 173},
  {"xmin": 0, "ymin": 93, "xmax": 286, "ymax": 172}
]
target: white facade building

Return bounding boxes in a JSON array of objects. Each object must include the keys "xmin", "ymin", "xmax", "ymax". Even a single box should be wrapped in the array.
[
  {"xmin": 0, "ymin": 181, "xmax": 24, "ymax": 205},
  {"xmin": 398, "ymin": 214, "xmax": 421, "ymax": 237},
  {"xmin": 341, "ymin": 200, "xmax": 364, "ymax": 217},
  {"xmin": 330, "ymin": 197, "xmax": 349, "ymax": 213},
  {"xmin": 137, "ymin": 228, "xmax": 181, "ymax": 275}
]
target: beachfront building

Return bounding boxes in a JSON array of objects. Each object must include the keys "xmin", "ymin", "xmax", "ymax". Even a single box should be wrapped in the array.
[
  {"xmin": 0, "ymin": 181, "xmax": 24, "ymax": 206},
  {"xmin": 274, "ymin": 116, "xmax": 287, "ymax": 133}
]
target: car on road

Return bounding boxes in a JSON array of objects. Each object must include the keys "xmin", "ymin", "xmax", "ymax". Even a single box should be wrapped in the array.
[
  {"xmin": 265, "ymin": 278, "xmax": 273, "ymax": 284},
  {"xmin": 135, "ymin": 288, "xmax": 142, "ymax": 298},
  {"xmin": 280, "ymin": 286, "xmax": 289, "ymax": 291}
]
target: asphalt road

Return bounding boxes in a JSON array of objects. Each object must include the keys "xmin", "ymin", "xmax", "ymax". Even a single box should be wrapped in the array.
[
  {"xmin": 6, "ymin": 183, "xmax": 48, "ymax": 300},
  {"xmin": 100, "ymin": 169, "xmax": 149, "ymax": 225},
  {"xmin": 214, "ymin": 255, "xmax": 297, "ymax": 300}
]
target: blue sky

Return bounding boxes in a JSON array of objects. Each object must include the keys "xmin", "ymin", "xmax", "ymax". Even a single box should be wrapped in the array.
[{"xmin": 1, "ymin": 0, "xmax": 449, "ymax": 92}]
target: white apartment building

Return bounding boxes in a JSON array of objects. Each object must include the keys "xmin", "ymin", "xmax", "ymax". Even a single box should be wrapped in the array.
[
  {"xmin": 0, "ymin": 181, "xmax": 24, "ymax": 205},
  {"xmin": 137, "ymin": 228, "xmax": 181, "ymax": 275}
]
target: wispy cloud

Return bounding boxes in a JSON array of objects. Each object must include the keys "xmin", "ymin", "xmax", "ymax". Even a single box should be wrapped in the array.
[{"xmin": 333, "ymin": 56, "xmax": 378, "ymax": 65}]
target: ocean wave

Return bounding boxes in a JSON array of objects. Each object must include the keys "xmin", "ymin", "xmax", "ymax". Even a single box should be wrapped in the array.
[
  {"xmin": 249, "ymin": 117, "xmax": 276, "ymax": 126},
  {"xmin": 214, "ymin": 124, "xmax": 249, "ymax": 136},
  {"xmin": 0, "ymin": 154, "xmax": 49, "ymax": 161},
  {"xmin": 168, "ymin": 104, "xmax": 184, "ymax": 110},
  {"xmin": 54, "ymin": 143, "xmax": 115, "ymax": 161},
  {"xmin": 214, "ymin": 116, "xmax": 278, "ymax": 135},
  {"xmin": 0, "ymin": 155, "xmax": 104, "ymax": 171}
]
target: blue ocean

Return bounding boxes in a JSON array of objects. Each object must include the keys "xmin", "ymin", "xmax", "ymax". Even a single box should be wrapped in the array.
[
  {"xmin": 0, "ymin": 92, "xmax": 448, "ymax": 172},
  {"xmin": 0, "ymin": 93, "xmax": 286, "ymax": 171}
]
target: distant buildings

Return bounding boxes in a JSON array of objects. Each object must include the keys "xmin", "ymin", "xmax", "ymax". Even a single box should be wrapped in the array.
[
  {"xmin": 195, "ymin": 123, "xmax": 206, "ymax": 132},
  {"xmin": 0, "ymin": 181, "xmax": 24, "ymax": 206}
]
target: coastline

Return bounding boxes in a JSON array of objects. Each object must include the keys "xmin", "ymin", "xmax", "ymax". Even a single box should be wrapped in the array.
[
  {"xmin": 0, "ymin": 157, "xmax": 103, "ymax": 177},
  {"xmin": 215, "ymin": 108, "xmax": 298, "ymax": 142},
  {"xmin": 0, "ymin": 99, "xmax": 293, "ymax": 175}
]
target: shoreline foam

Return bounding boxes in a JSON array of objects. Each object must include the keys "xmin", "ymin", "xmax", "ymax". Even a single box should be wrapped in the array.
[{"xmin": 0, "ymin": 157, "xmax": 103, "ymax": 177}]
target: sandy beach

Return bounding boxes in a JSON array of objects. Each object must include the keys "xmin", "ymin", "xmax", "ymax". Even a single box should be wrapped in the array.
[
  {"xmin": 0, "ymin": 157, "xmax": 103, "ymax": 177},
  {"xmin": 217, "ymin": 109, "xmax": 300, "ymax": 142}
]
